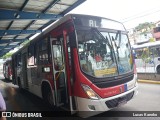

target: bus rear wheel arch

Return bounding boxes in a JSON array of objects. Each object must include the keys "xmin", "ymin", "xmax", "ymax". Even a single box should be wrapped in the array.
[{"xmin": 41, "ymin": 82, "xmax": 55, "ymax": 107}]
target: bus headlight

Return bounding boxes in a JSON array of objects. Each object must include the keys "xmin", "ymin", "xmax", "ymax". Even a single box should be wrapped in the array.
[{"xmin": 81, "ymin": 84, "xmax": 100, "ymax": 100}]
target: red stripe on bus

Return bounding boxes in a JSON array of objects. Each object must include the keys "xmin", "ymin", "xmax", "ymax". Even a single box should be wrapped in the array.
[
  {"xmin": 90, "ymin": 84, "xmax": 125, "ymax": 98},
  {"xmin": 72, "ymin": 48, "xmax": 93, "ymax": 98}
]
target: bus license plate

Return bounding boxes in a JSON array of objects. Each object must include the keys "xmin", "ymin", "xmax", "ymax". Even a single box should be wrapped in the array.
[{"xmin": 118, "ymin": 98, "xmax": 127, "ymax": 107}]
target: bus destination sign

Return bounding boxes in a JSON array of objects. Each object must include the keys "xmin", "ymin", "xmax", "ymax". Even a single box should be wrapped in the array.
[{"xmin": 72, "ymin": 15, "xmax": 125, "ymax": 31}]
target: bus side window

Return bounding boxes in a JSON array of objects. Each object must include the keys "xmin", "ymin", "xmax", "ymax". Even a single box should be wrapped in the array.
[
  {"xmin": 28, "ymin": 44, "xmax": 35, "ymax": 66},
  {"xmin": 135, "ymin": 49, "xmax": 143, "ymax": 59},
  {"xmin": 16, "ymin": 54, "xmax": 21, "ymax": 67},
  {"xmin": 37, "ymin": 37, "xmax": 49, "ymax": 65},
  {"xmin": 156, "ymin": 47, "xmax": 160, "ymax": 56},
  {"xmin": 34, "ymin": 43, "xmax": 37, "ymax": 65},
  {"xmin": 52, "ymin": 38, "xmax": 63, "ymax": 71}
]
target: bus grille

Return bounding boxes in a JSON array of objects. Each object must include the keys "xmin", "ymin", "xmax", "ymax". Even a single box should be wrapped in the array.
[{"xmin": 105, "ymin": 91, "xmax": 134, "ymax": 108}]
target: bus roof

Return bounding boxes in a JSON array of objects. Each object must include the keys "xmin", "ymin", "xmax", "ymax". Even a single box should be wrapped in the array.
[
  {"xmin": 12, "ymin": 14, "xmax": 127, "ymax": 56},
  {"xmin": 132, "ymin": 41, "xmax": 160, "ymax": 49},
  {"xmin": 44, "ymin": 14, "xmax": 126, "ymax": 35}
]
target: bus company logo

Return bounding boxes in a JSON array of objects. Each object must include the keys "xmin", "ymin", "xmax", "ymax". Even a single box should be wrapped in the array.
[
  {"xmin": 2, "ymin": 112, "xmax": 11, "ymax": 117},
  {"xmin": 1, "ymin": 112, "xmax": 42, "ymax": 118},
  {"xmin": 104, "ymin": 90, "xmax": 118, "ymax": 96}
]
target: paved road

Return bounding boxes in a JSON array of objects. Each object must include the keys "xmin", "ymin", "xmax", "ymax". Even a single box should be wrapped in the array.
[
  {"xmin": 1, "ymin": 74, "xmax": 160, "ymax": 120},
  {"xmin": 94, "ymin": 81, "xmax": 160, "ymax": 120},
  {"xmin": 115, "ymin": 82, "xmax": 160, "ymax": 111}
]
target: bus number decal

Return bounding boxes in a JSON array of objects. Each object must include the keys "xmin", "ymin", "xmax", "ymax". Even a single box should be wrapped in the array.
[{"xmin": 89, "ymin": 20, "xmax": 98, "ymax": 27}]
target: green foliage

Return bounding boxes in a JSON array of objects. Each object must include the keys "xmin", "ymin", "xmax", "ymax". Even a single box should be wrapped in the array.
[
  {"xmin": 149, "ymin": 38, "xmax": 155, "ymax": 42},
  {"xmin": 141, "ymin": 48, "xmax": 151, "ymax": 63},
  {"xmin": 0, "ymin": 39, "xmax": 30, "ymax": 59},
  {"xmin": 21, "ymin": 39, "xmax": 30, "ymax": 46},
  {"xmin": 135, "ymin": 22, "xmax": 155, "ymax": 34},
  {"xmin": 1, "ymin": 52, "xmax": 13, "ymax": 59}
]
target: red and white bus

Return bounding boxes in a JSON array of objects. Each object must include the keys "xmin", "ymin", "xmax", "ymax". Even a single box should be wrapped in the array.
[
  {"xmin": 3, "ymin": 59, "xmax": 12, "ymax": 81},
  {"xmin": 12, "ymin": 14, "xmax": 138, "ymax": 117}
]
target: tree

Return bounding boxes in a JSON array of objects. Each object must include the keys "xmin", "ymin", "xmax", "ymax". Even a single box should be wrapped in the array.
[
  {"xmin": 21, "ymin": 39, "xmax": 30, "ymax": 46},
  {"xmin": 135, "ymin": 22, "xmax": 155, "ymax": 34},
  {"xmin": 141, "ymin": 48, "xmax": 151, "ymax": 73},
  {"xmin": 149, "ymin": 38, "xmax": 155, "ymax": 42},
  {"xmin": 0, "ymin": 39, "xmax": 30, "ymax": 59},
  {"xmin": 1, "ymin": 52, "xmax": 13, "ymax": 59}
]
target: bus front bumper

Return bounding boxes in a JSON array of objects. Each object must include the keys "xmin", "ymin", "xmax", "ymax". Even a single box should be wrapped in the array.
[{"xmin": 76, "ymin": 85, "xmax": 138, "ymax": 117}]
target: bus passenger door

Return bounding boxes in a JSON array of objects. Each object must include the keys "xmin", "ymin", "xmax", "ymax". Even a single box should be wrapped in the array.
[{"xmin": 50, "ymin": 36, "xmax": 69, "ymax": 108}]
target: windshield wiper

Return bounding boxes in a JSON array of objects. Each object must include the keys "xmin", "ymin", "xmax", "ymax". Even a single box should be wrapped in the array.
[
  {"xmin": 112, "ymin": 36, "xmax": 120, "ymax": 61},
  {"xmin": 91, "ymin": 28, "xmax": 115, "ymax": 62},
  {"xmin": 115, "ymin": 30, "xmax": 121, "ymax": 48},
  {"xmin": 111, "ymin": 31, "xmax": 122, "ymax": 61},
  {"xmin": 91, "ymin": 28, "xmax": 112, "ymax": 49}
]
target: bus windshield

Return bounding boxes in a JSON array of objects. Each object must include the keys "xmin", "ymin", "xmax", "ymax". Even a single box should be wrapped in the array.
[
  {"xmin": 101, "ymin": 31, "xmax": 133, "ymax": 74},
  {"xmin": 77, "ymin": 28, "xmax": 133, "ymax": 78}
]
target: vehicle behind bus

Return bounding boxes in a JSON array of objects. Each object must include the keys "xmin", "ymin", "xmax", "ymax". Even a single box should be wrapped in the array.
[
  {"xmin": 132, "ymin": 41, "xmax": 160, "ymax": 74},
  {"xmin": 11, "ymin": 14, "xmax": 138, "ymax": 117},
  {"xmin": 3, "ymin": 59, "xmax": 12, "ymax": 81}
]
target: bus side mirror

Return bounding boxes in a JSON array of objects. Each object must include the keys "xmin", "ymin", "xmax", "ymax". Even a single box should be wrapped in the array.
[{"xmin": 158, "ymin": 58, "xmax": 160, "ymax": 61}]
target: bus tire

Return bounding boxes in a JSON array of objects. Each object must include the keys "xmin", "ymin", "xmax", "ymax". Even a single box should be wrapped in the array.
[
  {"xmin": 157, "ymin": 65, "xmax": 160, "ymax": 74},
  {"xmin": 42, "ymin": 83, "xmax": 54, "ymax": 107}
]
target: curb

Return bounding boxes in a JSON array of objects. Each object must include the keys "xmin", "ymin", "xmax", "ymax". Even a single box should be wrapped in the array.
[{"xmin": 138, "ymin": 79, "xmax": 160, "ymax": 84}]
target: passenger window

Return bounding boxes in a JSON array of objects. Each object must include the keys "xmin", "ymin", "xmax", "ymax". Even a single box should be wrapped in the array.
[
  {"xmin": 52, "ymin": 39, "xmax": 63, "ymax": 71},
  {"xmin": 28, "ymin": 44, "xmax": 35, "ymax": 66},
  {"xmin": 16, "ymin": 54, "xmax": 21, "ymax": 67},
  {"xmin": 37, "ymin": 37, "xmax": 49, "ymax": 65}
]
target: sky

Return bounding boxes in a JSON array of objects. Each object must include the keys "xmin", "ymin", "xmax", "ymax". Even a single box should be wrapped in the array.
[{"xmin": 70, "ymin": 0, "xmax": 160, "ymax": 29}]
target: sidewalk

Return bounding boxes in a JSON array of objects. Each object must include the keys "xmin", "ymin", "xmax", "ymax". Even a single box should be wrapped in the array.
[{"xmin": 138, "ymin": 79, "xmax": 160, "ymax": 84}]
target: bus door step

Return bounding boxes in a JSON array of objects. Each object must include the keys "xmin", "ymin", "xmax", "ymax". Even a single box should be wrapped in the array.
[{"xmin": 60, "ymin": 106, "xmax": 70, "ymax": 111}]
